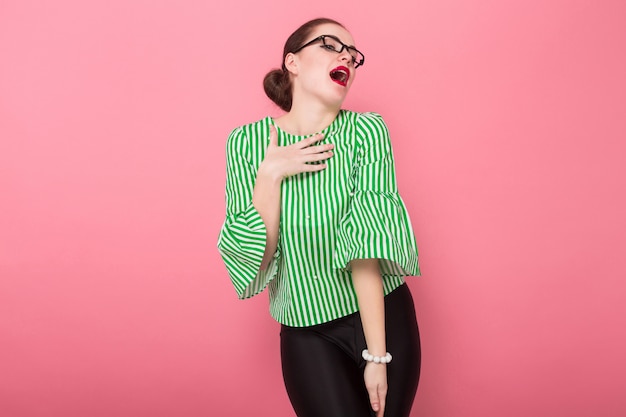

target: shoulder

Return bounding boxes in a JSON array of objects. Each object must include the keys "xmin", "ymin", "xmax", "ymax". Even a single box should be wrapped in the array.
[
  {"xmin": 355, "ymin": 112, "xmax": 390, "ymax": 142},
  {"xmin": 226, "ymin": 116, "xmax": 272, "ymax": 153},
  {"xmin": 352, "ymin": 111, "xmax": 391, "ymax": 152},
  {"xmin": 336, "ymin": 109, "xmax": 387, "ymax": 128},
  {"xmin": 227, "ymin": 116, "xmax": 272, "ymax": 142},
  {"xmin": 356, "ymin": 111, "xmax": 388, "ymax": 133}
]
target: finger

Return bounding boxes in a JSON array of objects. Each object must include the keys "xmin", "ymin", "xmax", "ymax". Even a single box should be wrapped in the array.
[
  {"xmin": 301, "ymin": 143, "xmax": 334, "ymax": 154},
  {"xmin": 302, "ymin": 151, "xmax": 333, "ymax": 162},
  {"xmin": 378, "ymin": 386, "xmax": 387, "ymax": 417},
  {"xmin": 297, "ymin": 133, "xmax": 325, "ymax": 148},
  {"xmin": 268, "ymin": 125, "xmax": 278, "ymax": 147},
  {"xmin": 367, "ymin": 386, "xmax": 380, "ymax": 414},
  {"xmin": 302, "ymin": 163, "xmax": 327, "ymax": 172}
]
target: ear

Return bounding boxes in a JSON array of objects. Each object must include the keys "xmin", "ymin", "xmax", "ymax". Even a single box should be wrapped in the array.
[{"xmin": 284, "ymin": 52, "xmax": 298, "ymax": 76}]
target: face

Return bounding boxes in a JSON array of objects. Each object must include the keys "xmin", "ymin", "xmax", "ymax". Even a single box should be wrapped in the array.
[{"xmin": 285, "ymin": 23, "xmax": 360, "ymax": 109}]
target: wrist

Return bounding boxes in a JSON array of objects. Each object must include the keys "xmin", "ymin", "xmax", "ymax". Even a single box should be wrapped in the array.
[
  {"xmin": 362, "ymin": 349, "xmax": 392, "ymax": 364},
  {"xmin": 258, "ymin": 163, "xmax": 283, "ymax": 184},
  {"xmin": 366, "ymin": 346, "xmax": 386, "ymax": 357}
]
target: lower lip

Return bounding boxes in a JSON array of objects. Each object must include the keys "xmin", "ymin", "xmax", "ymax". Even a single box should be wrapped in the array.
[{"xmin": 331, "ymin": 78, "xmax": 347, "ymax": 87}]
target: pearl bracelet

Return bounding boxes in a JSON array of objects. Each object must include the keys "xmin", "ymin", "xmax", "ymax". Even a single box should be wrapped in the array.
[{"xmin": 362, "ymin": 349, "xmax": 392, "ymax": 364}]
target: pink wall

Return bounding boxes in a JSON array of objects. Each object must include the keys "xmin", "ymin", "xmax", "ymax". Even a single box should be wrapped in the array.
[{"xmin": 1, "ymin": 1, "xmax": 625, "ymax": 416}]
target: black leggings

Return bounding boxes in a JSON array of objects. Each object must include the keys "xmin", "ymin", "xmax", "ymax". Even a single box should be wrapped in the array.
[{"xmin": 280, "ymin": 283, "xmax": 421, "ymax": 417}]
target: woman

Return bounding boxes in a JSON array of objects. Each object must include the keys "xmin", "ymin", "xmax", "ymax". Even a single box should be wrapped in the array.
[{"xmin": 218, "ymin": 18, "xmax": 421, "ymax": 417}]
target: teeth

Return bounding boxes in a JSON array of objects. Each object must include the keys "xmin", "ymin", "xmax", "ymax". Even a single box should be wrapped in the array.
[{"xmin": 331, "ymin": 69, "xmax": 348, "ymax": 83}]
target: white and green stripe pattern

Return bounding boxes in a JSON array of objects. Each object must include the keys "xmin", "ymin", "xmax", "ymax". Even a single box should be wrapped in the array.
[{"xmin": 218, "ymin": 110, "xmax": 420, "ymax": 327}]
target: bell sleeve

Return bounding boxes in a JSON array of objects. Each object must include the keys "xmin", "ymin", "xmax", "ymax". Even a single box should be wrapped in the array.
[
  {"xmin": 217, "ymin": 127, "xmax": 280, "ymax": 299},
  {"xmin": 334, "ymin": 112, "xmax": 420, "ymax": 277}
]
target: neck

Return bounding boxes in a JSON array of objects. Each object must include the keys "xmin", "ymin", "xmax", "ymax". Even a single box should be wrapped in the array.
[{"xmin": 276, "ymin": 98, "xmax": 340, "ymax": 136}]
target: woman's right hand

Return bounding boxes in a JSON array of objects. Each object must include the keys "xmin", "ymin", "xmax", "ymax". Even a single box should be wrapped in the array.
[
  {"xmin": 257, "ymin": 125, "xmax": 334, "ymax": 181},
  {"xmin": 364, "ymin": 361, "xmax": 388, "ymax": 417}
]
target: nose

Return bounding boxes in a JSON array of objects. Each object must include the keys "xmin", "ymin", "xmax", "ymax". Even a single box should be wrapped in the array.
[{"xmin": 338, "ymin": 48, "xmax": 353, "ymax": 65}]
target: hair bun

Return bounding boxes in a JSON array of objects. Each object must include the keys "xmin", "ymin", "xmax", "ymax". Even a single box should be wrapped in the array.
[{"xmin": 263, "ymin": 68, "xmax": 292, "ymax": 112}]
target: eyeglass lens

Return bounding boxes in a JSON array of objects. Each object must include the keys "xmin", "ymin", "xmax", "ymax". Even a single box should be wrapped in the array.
[{"xmin": 322, "ymin": 36, "xmax": 364, "ymax": 66}]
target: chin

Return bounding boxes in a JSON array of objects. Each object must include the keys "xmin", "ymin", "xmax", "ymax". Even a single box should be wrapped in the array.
[
  {"xmin": 300, "ymin": 80, "xmax": 351, "ymax": 109},
  {"xmin": 322, "ymin": 95, "xmax": 347, "ymax": 111}
]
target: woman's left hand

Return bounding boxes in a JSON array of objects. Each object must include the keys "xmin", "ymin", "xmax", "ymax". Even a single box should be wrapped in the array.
[{"xmin": 364, "ymin": 361, "xmax": 388, "ymax": 417}]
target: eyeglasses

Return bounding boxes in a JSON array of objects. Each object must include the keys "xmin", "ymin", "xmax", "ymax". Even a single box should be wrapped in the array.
[{"xmin": 292, "ymin": 35, "xmax": 365, "ymax": 68}]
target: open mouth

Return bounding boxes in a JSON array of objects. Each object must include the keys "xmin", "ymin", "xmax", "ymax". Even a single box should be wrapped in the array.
[{"xmin": 329, "ymin": 66, "xmax": 350, "ymax": 86}]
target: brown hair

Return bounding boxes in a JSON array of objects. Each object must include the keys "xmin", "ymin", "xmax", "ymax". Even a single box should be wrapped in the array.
[{"xmin": 263, "ymin": 18, "xmax": 346, "ymax": 112}]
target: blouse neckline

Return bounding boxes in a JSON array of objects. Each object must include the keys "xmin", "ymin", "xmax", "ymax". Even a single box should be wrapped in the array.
[{"xmin": 268, "ymin": 109, "xmax": 346, "ymax": 139}]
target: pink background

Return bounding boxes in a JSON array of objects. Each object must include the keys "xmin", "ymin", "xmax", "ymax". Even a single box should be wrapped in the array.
[{"xmin": 1, "ymin": 1, "xmax": 625, "ymax": 416}]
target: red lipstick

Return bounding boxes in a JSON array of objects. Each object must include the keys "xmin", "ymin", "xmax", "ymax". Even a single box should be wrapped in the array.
[{"xmin": 329, "ymin": 66, "xmax": 350, "ymax": 87}]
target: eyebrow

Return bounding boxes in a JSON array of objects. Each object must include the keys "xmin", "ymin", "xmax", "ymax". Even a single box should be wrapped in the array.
[{"xmin": 327, "ymin": 34, "xmax": 356, "ymax": 48}]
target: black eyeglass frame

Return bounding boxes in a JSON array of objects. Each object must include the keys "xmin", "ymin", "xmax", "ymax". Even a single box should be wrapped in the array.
[{"xmin": 291, "ymin": 35, "xmax": 365, "ymax": 68}]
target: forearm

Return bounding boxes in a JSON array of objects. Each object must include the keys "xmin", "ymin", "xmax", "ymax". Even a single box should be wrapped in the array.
[
  {"xmin": 351, "ymin": 259, "xmax": 386, "ymax": 356},
  {"xmin": 252, "ymin": 165, "xmax": 282, "ymax": 270}
]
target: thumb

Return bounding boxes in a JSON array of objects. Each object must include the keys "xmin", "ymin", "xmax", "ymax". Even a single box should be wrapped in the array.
[
  {"xmin": 367, "ymin": 386, "xmax": 380, "ymax": 413},
  {"xmin": 268, "ymin": 125, "xmax": 278, "ymax": 147}
]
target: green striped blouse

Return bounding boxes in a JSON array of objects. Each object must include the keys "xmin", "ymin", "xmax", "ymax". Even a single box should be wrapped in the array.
[{"xmin": 217, "ymin": 110, "xmax": 420, "ymax": 327}]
